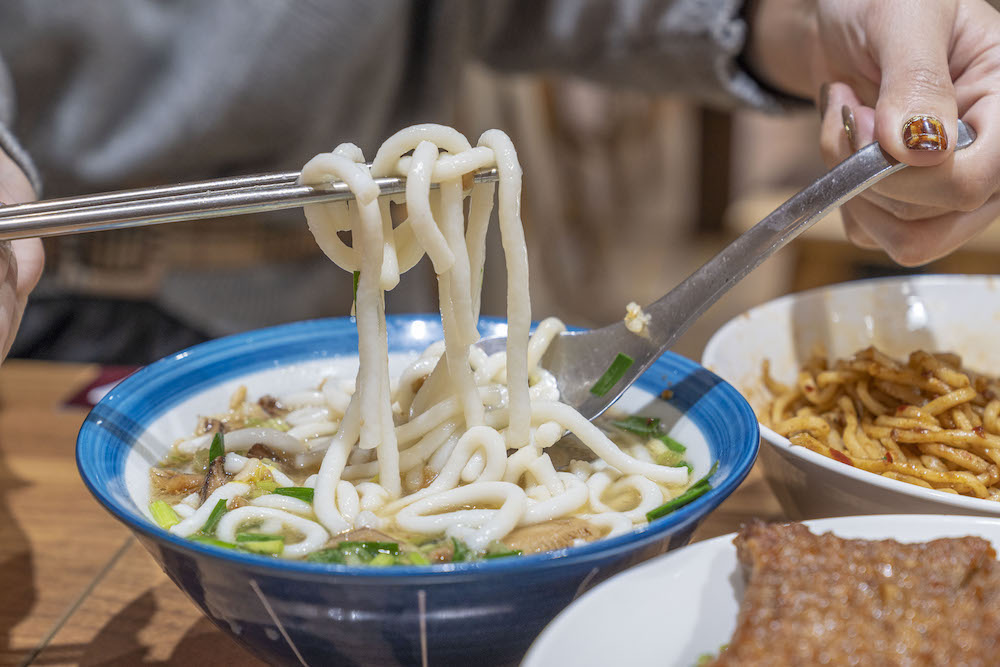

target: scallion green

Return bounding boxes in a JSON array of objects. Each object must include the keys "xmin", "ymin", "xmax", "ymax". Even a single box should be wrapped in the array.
[
  {"xmin": 190, "ymin": 535, "xmax": 237, "ymax": 549},
  {"xmin": 645, "ymin": 461, "xmax": 720, "ymax": 522},
  {"xmin": 200, "ymin": 498, "xmax": 228, "ymax": 535},
  {"xmin": 307, "ymin": 548, "xmax": 345, "ymax": 564},
  {"xmin": 255, "ymin": 479, "xmax": 278, "ymax": 495},
  {"xmin": 451, "ymin": 537, "xmax": 471, "ymax": 562},
  {"xmin": 236, "ymin": 532, "xmax": 281, "ymax": 542},
  {"xmin": 589, "ymin": 353, "xmax": 634, "ymax": 396},
  {"xmin": 208, "ymin": 432, "xmax": 224, "ymax": 463},
  {"xmin": 658, "ymin": 433, "xmax": 687, "ymax": 453},
  {"xmin": 610, "ymin": 416, "xmax": 662, "ymax": 436},
  {"xmin": 274, "ymin": 487, "xmax": 314, "ymax": 503},
  {"xmin": 645, "ymin": 482, "xmax": 711, "ymax": 521},
  {"xmin": 405, "ymin": 551, "xmax": 430, "ymax": 565},
  {"xmin": 236, "ymin": 533, "xmax": 284, "ymax": 555},
  {"xmin": 340, "ymin": 541, "xmax": 400, "ymax": 555},
  {"xmin": 149, "ymin": 500, "xmax": 180, "ymax": 530},
  {"xmin": 369, "ymin": 553, "xmax": 396, "ymax": 567}
]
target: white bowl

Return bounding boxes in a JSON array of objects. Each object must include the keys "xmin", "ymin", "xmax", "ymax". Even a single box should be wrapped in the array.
[
  {"xmin": 701, "ymin": 274, "xmax": 1000, "ymax": 519},
  {"xmin": 522, "ymin": 514, "xmax": 1000, "ymax": 666}
]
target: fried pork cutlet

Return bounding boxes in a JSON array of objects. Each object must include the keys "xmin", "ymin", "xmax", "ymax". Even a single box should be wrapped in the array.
[{"xmin": 711, "ymin": 521, "xmax": 1000, "ymax": 666}]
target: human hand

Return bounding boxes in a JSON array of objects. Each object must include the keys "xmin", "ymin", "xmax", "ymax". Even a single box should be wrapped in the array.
[
  {"xmin": 0, "ymin": 149, "xmax": 43, "ymax": 361},
  {"xmin": 745, "ymin": 0, "xmax": 1000, "ymax": 265}
]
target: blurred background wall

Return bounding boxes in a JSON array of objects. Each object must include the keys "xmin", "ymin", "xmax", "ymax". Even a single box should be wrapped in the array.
[
  {"xmin": 26, "ymin": 58, "xmax": 1000, "ymax": 365},
  {"xmin": 441, "ymin": 63, "xmax": 1000, "ymax": 361}
]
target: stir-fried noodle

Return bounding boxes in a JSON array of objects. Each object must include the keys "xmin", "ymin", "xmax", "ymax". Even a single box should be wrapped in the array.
[{"xmin": 762, "ymin": 346, "xmax": 1000, "ymax": 500}]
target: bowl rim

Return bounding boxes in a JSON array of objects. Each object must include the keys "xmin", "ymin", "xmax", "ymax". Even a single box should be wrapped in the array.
[
  {"xmin": 702, "ymin": 273, "xmax": 1000, "ymax": 515},
  {"xmin": 78, "ymin": 314, "xmax": 759, "ymax": 578}
]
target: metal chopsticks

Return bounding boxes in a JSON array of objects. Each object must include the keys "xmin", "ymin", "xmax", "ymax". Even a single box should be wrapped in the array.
[{"xmin": 0, "ymin": 167, "xmax": 500, "ymax": 241}]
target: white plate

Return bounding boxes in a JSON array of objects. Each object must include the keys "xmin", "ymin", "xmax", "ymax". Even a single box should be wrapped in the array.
[
  {"xmin": 701, "ymin": 274, "xmax": 1000, "ymax": 519},
  {"xmin": 522, "ymin": 514, "xmax": 1000, "ymax": 666}
]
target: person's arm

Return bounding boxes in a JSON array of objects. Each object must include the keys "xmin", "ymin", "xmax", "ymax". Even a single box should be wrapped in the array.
[
  {"xmin": 0, "ymin": 147, "xmax": 42, "ymax": 361},
  {"xmin": 738, "ymin": 0, "xmax": 1000, "ymax": 265},
  {"xmin": 476, "ymin": 0, "xmax": 805, "ymax": 111}
]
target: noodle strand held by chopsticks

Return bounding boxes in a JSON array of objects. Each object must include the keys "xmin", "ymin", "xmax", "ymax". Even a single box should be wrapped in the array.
[
  {"xmin": 763, "ymin": 346, "xmax": 1000, "ymax": 501},
  {"xmin": 289, "ymin": 125, "xmax": 690, "ymax": 551}
]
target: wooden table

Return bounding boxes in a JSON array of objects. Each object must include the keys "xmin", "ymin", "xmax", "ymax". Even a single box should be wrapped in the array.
[{"xmin": 1, "ymin": 360, "xmax": 784, "ymax": 666}]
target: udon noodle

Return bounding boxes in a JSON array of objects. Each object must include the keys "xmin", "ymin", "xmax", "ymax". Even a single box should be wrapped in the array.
[
  {"xmin": 148, "ymin": 125, "xmax": 697, "ymax": 563},
  {"xmin": 762, "ymin": 346, "xmax": 1000, "ymax": 500}
]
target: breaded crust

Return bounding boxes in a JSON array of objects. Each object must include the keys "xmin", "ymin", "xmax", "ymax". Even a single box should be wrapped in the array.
[{"xmin": 711, "ymin": 521, "xmax": 1000, "ymax": 666}]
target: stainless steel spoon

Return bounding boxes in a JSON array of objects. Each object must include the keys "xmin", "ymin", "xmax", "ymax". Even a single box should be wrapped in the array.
[{"xmin": 438, "ymin": 119, "xmax": 977, "ymax": 422}]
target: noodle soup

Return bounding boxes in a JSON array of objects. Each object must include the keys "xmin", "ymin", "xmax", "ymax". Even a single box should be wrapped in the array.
[
  {"xmin": 138, "ymin": 343, "xmax": 713, "ymax": 564},
  {"xmin": 138, "ymin": 124, "xmax": 714, "ymax": 562}
]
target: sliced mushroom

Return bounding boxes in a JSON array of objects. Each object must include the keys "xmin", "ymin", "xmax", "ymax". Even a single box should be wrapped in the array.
[
  {"xmin": 150, "ymin": 468, "xmax": 204, "ymax": 499},
  {"xmin": 258, "ymin": 395, "xmax": 287, "ymax": 417},
  {"xmin": 227, "ymin": 495, "xmax": 250, "ymax": 510},
  {"xmin": 196, "ymin": 417, "xmax": 225, "ymax": 436},
  {"xmin": 502, "ymin": 518, "xmax": 600, "ymax": 554},
  {"xmin": 247, "ymin": 443, "xmax": 277, "ymax": 460},
  {"xmin": 426, "ymin": 541, "xmax": 455, "ymax": 563},
  {"xmin": 199, "ymin": 455, "xmax": 229, "ymax": 504}
]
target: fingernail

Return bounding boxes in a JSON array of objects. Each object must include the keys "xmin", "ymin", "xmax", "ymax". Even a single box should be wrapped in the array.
[
  {"xmin": 902, "ymin": 115, "xmax": 948, "ymax": 150},
  {"xmin": 818, "ymin": 83, "xmax": 830, "ymax": 120},
  {"xmin": 842, "ymin": 105, "xmax": 857, "ymax": 150}
]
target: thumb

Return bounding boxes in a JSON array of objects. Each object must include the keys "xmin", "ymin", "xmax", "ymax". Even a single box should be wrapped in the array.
[{"xmin": 870, "ymin": 0, "xmax": 958, "ymax": 167}]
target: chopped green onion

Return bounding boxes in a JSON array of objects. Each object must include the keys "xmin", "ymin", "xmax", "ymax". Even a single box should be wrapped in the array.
[
  {"xmin": 307, "ymin": 548, "xmax": 345, "ymax": 564},
  {"xmin": 451, "ymin": 537, "xmax": 471, "ymax": 562},
  {"xmin": 352, "ymin": 270, "xmax": 360, "ymax": 310},
  {"xmin": 590, "ymin": 353, "xmax": 634, "ymax": 397},
  {"xmin": 405, "ymin": 551, "xmax": 430, "ymax": 565},
  {"xmin": 340, "ymin": 541, "xmax": 400, "ymax": 555},
  {"xmin": 255, "ymin": 479, "xmax": 278, "ymax": 494},
  {"xmin": 236, "ymin": 534, "xmax": 285, "ymax": 555},
  {"xmin": 484, "ymin": 549, "xmax": 522, "ymax": 559},
  {"xmin": 610, "ymin": 416, "xmax": 662, "ymax": 436},
  {"xmin": 236, "ymin": 532, "xmax": 281, "ymax": 542},
  {"xmin": 190, "ymin": 535, "xmax": 237, "ymax": 549},
  {"xmin": 149, "ymin": 500, "xmax": 180, "ymax": 530},
  {"xmin": 645, "ymin": 461, "xmax": 720, "ymax": 522},
  {"xmin": 306, "ymin": 540, "xmax": 402, "ymax": 565},
  {"xmin": 246, "ymin": 417, "xmax": 290, "ymax": 431},
  {"xmin": 612, "ymin": 414, "xmax": 687, "ymax": 453},
  {"xmin": 200, "ymin": 498, "xmax": 228, "ymax": 535},
  {"xmin": 693, "ymin": 461, "xmax": 720, "ymax": 488},
  {"xmin": 369, "ymin": 553, "xmax": 396, "ymax": 567},
  {"xmin": 654, "ymin": 451, "xmax": 684, "ymax": 467},
  {"xmin": 239, "ymin": 540, "xmax": 284, "ymax": 556},
  {"xmin": 274, "ymin": 487, "xmax": 314, "ymax": 503},
  {"xmin": 658, "ymin": 433, "xmax": 687, "ymax": 453},
  {"xmin": 208, "ymin": 432, "xmax": 224, "ymax": 463},
  {"xmin": 645, "ymin": 482, "xmax": 711, "ymax": 521}
]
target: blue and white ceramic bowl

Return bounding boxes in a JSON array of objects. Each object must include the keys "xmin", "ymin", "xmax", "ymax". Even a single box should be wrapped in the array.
[{"xmin": 77, "ymin": 315, "xmax": 759, "ymax": 667}]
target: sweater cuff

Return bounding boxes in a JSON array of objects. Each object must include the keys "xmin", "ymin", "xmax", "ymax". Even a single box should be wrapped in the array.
[{"xmin": 672, "ymin": 0, "xmax": 810, "ymax": 112}]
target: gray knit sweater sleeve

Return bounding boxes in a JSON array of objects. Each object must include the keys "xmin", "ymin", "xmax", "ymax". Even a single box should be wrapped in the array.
[
  {"xmin": 0, "ymin": 0, "xmax": 792, "ymax": 199},
  {"xmin": 0, "ymin": 58, "xmax": 39, "ymax": 196},
  {"xmin": 474, "ymin": 0, "xmax": 796, "ymax": 111}
]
